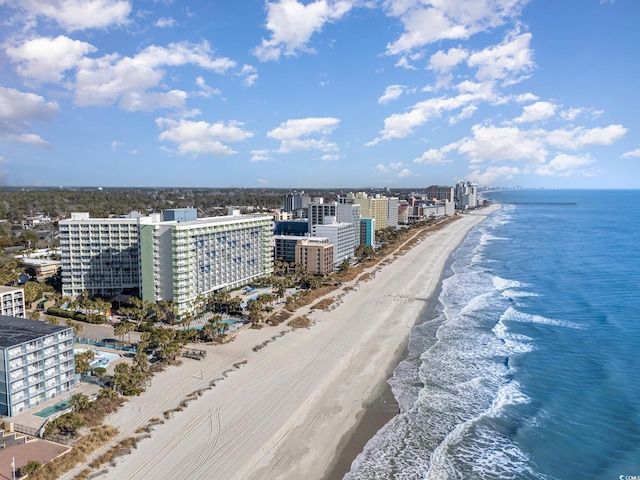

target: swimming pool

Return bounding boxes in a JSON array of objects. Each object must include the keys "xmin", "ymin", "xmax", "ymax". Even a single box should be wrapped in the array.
[
  {"xmin": 180, "ymin": 319, "xmax": 243, "ymax": 331},
  {"xmin": 34, "ymin": 397, "xmax": 71, "ymax": 418},
  {"xmin": 75, "ymin": 348, "xmax": 121, "ymax": 368}
]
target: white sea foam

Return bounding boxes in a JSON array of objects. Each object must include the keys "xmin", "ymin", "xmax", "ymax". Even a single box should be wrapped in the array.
[
  {"xmin": 492, "ymin": 275, "xmax": 529, "ymax": 291},
  {"xmin": 492, "ymin": 319, "xmax": 535, "ymax": 355},
  {"xmin": 488, "ymin": 381, "xmax": 530, "ymax": 417},
  {"xmin": 502, "ymin": 289, "xmax": 540, "ymax": 299},
  {"xmin": 500, "ymin": 306, "xmax": 581, "ymax": 329},
  {"xmin": 479, "ymin": 231, "xmax": 509, "ymax": 245},
  {"xmin": 426, "ymin": 381, "xmax": 533, "ymax": 480}
]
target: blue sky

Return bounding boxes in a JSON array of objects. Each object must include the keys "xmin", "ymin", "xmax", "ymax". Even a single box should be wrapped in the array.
[{"xmin": 1, "ymin": 0, "xmax": 639, "ymax": 188}]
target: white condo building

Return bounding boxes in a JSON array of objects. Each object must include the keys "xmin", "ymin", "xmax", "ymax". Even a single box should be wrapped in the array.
[
  {"xmin": 313, "ymin": 217, "xmax": 355, "ymax": 269},
  {"xmin": 455, "ymin": 181, "xmax": 478, "ymax": 209},
  {"xmin": 309, "ymin": 198, "xmax": 361, "ymax": 251},
  {"xmin": 387, "ymin": 197, "xmax": 399, "ymax": 228}
]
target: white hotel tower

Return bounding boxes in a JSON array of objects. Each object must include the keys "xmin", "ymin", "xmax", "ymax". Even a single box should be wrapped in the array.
[{"xmin": 60, "ymin": 208, "xmax": 273, "ymax": 316}]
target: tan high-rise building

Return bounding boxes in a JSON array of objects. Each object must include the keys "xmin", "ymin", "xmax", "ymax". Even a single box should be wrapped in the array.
[
  {"xmin": 295, "ymin": 238, "xmax": 334, "ymax": 275},
  {"xmin": 348, "ymin": 192, "xmax": 389, "ymax": 231}
]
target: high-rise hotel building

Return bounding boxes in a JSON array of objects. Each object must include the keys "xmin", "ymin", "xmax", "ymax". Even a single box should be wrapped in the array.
[
  {"xmin": 60, "ymin": 208, "xmax": 273, "ymax": 316},
  {"xmin": 59, "ymin": 212, "xmax": 148, "ymax": 299}
]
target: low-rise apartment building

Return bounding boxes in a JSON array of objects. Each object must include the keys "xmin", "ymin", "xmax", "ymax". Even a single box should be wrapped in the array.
[
  {"xmin": 0, "ymin": 316, "xmax": 75, "ymax": 417},
  {"xmin": 0, "ymin": 287, "xmax": 25, "ymax": 318}
]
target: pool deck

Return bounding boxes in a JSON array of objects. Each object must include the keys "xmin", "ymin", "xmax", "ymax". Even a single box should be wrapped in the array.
[{"xmin": 7, "ymin": 382, "xmax": 101, "ymax": 431}]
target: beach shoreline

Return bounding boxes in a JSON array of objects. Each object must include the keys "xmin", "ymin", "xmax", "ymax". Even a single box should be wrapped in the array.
[
  {"xmin": 323, "ymin": 257, "xmax": 451, "ymax": 480},
  {"xmin": 58, "ymin": 205, "xmax": 498, "ymax": 480}
]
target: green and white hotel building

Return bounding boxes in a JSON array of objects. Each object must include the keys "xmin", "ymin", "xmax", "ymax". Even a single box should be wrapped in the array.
[{"xmin": 60, "ymin": 208, "xmax": 273, "ymax": 317}]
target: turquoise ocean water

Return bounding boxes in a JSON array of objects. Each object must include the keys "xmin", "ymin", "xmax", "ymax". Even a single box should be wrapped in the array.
[{"xmin": 345, "ymin": 189, "xmax": 640, "ymax": 480}]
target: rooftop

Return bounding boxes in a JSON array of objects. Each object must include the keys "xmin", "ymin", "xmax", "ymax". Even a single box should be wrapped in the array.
[
  {"xmin": 0, "ymin": 286, "xmax": 23, "ymax": 294},
  {"xmin": 0, "ymin": 316, "xmax": 71, "ymax": 348}
]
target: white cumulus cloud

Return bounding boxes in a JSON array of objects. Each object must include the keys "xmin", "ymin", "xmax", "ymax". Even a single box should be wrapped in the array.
[
  {"xmin": 3, "ymin": 0, "xmax": 132, "ymax": 31},
  {"xmin": 622, "ymin": 148, "xmax": 640, "ymax": 159},
  {"xmin": 74, "ymin": 41, "xmax": 236, "ymax": 110},
  {"xmin": 253, "ymin": 0, "xmax": 353, "ymax": 61},
  {"xmin": 156, "ymin": 117, "xmax": 253, "ymax": 156},
  {"xmin": 155, "ymin": 17, "xmax": 176, "ymax": 28},
  {"xmin": 251, "ymin": 149, "xmax": 273, "ymax": 162},
  {"xmin": 384, "ymin": 0, "xmax": 529, "ymax": 55},
  {"xmin": 0, "ymin": 86, "xmax": 58, "ymax": 148},
  {"xmin": 414, "ymin": 148, "xmax": 451, "ymax": 164},
  {"xmin": 428, "ymin": 47, "xmax": 468, "ymax": 74},
  {"xmin": 6, "ymin": 35, "xmax": 97, "ymax": 84},
  {"xmin": 267, "ymin": 117, "xmax": 340, "ymax": 153},
  {"xmin": 514, "ymin": 101, "xmax": 557, "ymax": 123},
  {"xmin": 535, "ymin": 153, "xmax": 595, "ymax": 176},
  {"xmin": 469, "ymin": 165, "xmax": 520, "ymax": 185},
  {"xmin": 378, "ymin": 85, "xmax": 405, "ymax": 104},
  {"xmin": 467, "ymin": 31, "xmax": 534, "ymax": 84}
]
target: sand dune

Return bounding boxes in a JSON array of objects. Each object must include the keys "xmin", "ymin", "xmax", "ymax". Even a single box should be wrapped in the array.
[{"xmin": 59, "ymin": 206, "xmax": 496, "ymax": 480}]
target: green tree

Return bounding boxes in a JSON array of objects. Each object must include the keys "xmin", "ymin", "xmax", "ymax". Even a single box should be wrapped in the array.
[
  {"xmin": 69, "ymin": 393, "xmax": 90, "ymax": 413},
  {"xmin": 29, "ymin": 310, "xmax": 41, "ymax": 320},
  {"xmin": 44, "ymin": 412, "xmax": 86, "ymax": 437},
  {"xmin": 18, "ymin": 230, "xmax": 39, "ymax": 249},
  {"xmin": 19, "ymin": 460, "xmax": 42, "ymax": 476},
  {"xmin": 158, "ymin": 342, "xmax": 182, "ymax": 362},
  {"xmin": 0, "ymin": 252, "xmax": 19, "ymax": 285},
  {"xmin": 155, "ymin": 300, "xmax": 176, "ymax": 324},
  {"xmin": 98, "ymin": 387, "xmax": 119, "ymax": 401},
  {"xmin": 112, "ymin": 363, "xmax": 146, "ymax": 396},
  {"xmin": 66, "ymin": 319, "xmax": 83, "ymax": 336},
  {"xmin": 248, "ymin": 299, "xmax": 264, "ymax": 326},
  {"xmin": 114, "ymin": 321, "xmax": 135, "ymax": 342},
  {"xmin": 74, "ymin": 350, "xmax": 94, "ymax": 375},
  {"xmin": 22, "ymin": 281, "xmax": 44, "ymax": 304},
  {"xmin": 133, "ymin": 351, "xmax": 149, "ymax": 373}
]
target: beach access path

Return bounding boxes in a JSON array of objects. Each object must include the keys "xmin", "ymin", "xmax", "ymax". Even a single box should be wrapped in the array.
[{"xmin": 59, "ymin": 205, "xmax": 498, "ymax": 480}]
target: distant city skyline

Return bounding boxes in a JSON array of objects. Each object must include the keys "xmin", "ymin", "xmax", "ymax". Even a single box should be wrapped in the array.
[{"xmin": 1, "ymin": 0, "xmax": 639, "ymax": 189}]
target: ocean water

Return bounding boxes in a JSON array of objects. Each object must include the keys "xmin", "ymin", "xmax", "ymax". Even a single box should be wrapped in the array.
[{"xmin": 345, "ymin": 190, "xmax": 640, "ymax": 480}]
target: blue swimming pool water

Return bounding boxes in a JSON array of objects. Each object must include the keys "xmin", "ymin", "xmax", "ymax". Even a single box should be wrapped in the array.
[{"xmin": 34, "ymin": 397, "xmax": 71, "ymax": 418}]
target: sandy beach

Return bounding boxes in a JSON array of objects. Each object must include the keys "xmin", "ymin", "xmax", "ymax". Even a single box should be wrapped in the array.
[{"xmin": 59, "ymin": 205, "xmax": 497, "ymax": 480}]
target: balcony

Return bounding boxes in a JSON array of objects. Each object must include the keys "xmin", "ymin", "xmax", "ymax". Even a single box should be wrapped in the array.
[
  {"xmin": 9, "ymin": 359, "xmax": 25, "ymax": 370},
  {"xmin": 11, "ymin": 381, "xmax": 25, "ymax": 391},
  {"xmin": 8, "ymin": 348, "xmax": 23, "ymax": 359},
  {"xmin": 26, "ymin": 354, "xmax": 42, "ymax": 364}
]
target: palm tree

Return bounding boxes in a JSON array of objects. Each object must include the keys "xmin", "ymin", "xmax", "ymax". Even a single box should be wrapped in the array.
[
  {"xmin": 247, "ymin": 299, "xmax": 264, "ymax": 326},
  {"xmin": 179, "ymin": 313, "xmax": 194, "ymax": 329},
  {"xmin": 201, "ymin": 322, "xmax": 217, "ymax": 342},
  {"xmin": 114, "ymin": 321, "xmax": 135, "ymax": 343},
  {"xmin": 159, "ymin": 342, "xmax": 182, "ymax": 362},
  {"xmin": 156, "ymin": 300, "xmax": 176, "ymax": 324},
  {"xmin": 218, "ymin": 290, "xmax": 232, "ymax": 314},
  {"xmin": 74, "ymin": 350, "xmax": 94, "ymax": 375},
  {"xmin": 133, "ymin": 351, "xmax": 149, "ymax": 373},
  {"xmin": 69, "ymin": 393, "xmax": 90, "ymax": 413},
  {"xmin": 66, "ymin": 319, "xmax": 83, "ymax": 336}
]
